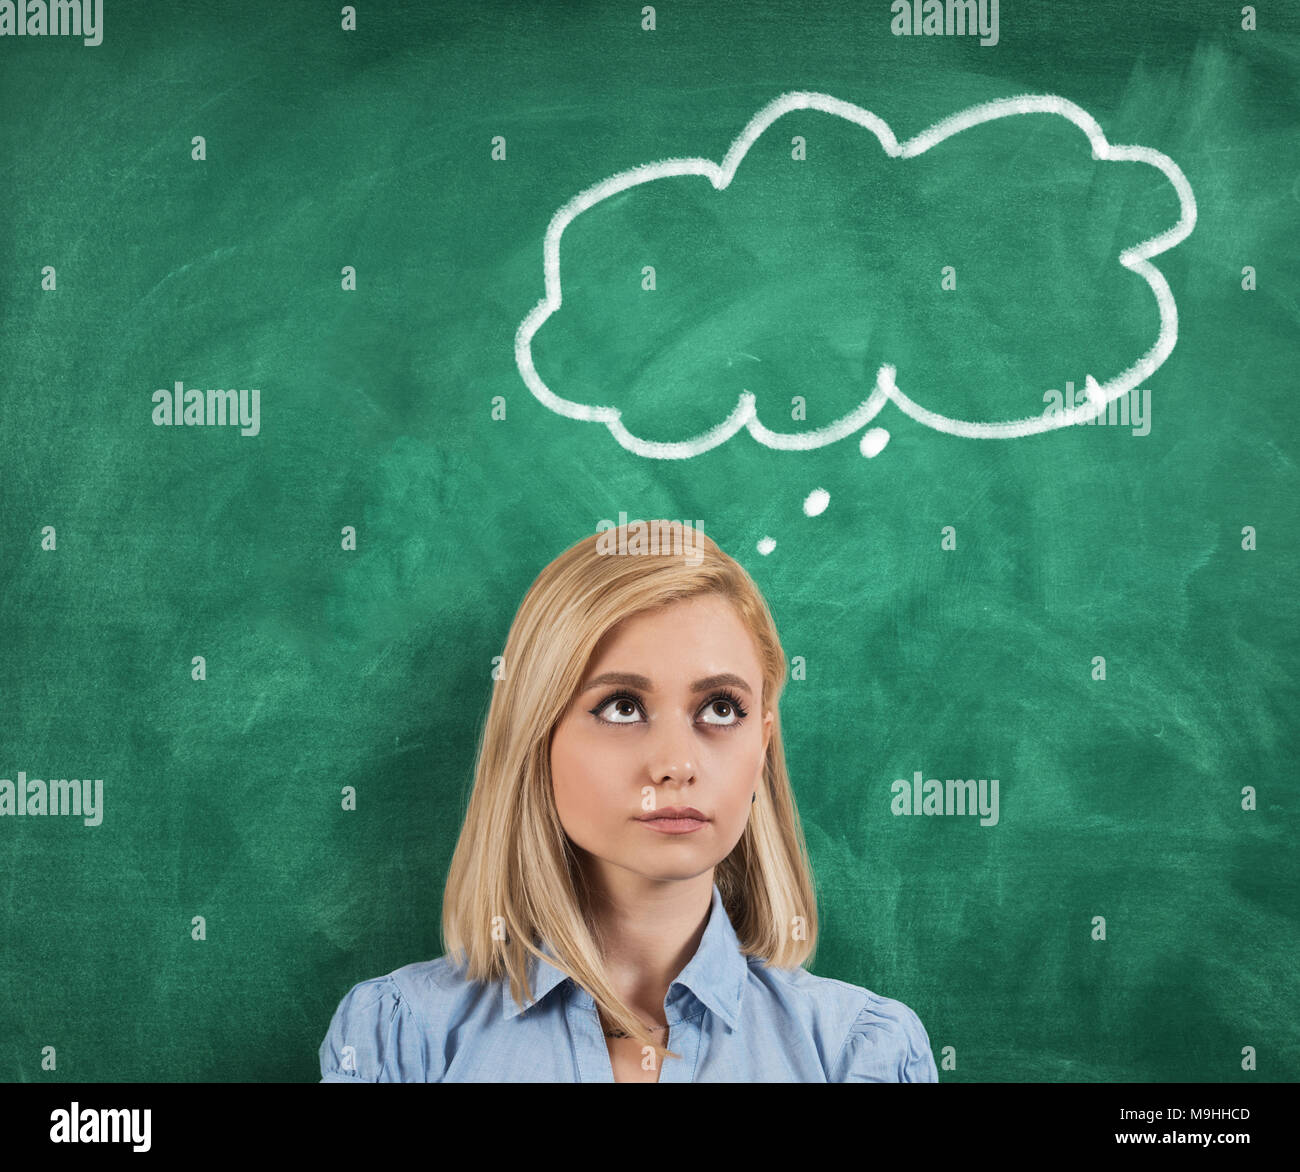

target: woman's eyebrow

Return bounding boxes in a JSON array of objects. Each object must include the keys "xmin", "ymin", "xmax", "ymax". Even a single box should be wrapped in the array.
[{"xmin": 581, "ymin": 671, "xmax": 753, "ymax": 695}]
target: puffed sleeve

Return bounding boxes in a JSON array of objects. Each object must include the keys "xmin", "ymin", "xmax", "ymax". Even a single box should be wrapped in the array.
[
  {"xmin": 830, "ymin": 993, "xmax": 938, "ymax": 1083},
  {"xmin": 318, "ymin": 975, "xmax": 427, "ymax": 1083}
]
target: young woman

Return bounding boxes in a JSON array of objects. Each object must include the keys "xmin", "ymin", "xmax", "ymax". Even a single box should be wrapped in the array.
[{"xmin": 319, "ymin": 523, "xmax": 936, "ymax": 1082}]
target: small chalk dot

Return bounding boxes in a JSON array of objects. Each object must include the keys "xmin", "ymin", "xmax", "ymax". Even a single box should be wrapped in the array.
[
  {"xmin": 859, "ymin": 427, "xmax": 890, "ymax": 458},
  {"xmin": 803, "ymin": 488, "xmax": 830, "ymax": 517},
  {"xmin": 757, "ymin": 536, "xmax": 776, "ymax": 556}
]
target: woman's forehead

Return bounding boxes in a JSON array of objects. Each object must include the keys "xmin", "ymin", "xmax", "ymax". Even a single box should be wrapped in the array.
[{"xmin": 582, "ymin": 600, "xmax": 762, "ymax": 685}]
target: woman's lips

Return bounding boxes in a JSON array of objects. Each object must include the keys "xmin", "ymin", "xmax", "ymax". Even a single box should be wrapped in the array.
[
  {"xmin": 638, "ymin": 817, "xmax": 707, "ymax": 834},
  {"xmin": 635, "ymin": 807, "xmax": 709, "ymax": 835}
]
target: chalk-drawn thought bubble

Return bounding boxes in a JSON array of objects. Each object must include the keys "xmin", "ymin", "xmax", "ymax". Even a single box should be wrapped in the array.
[{"xmin": 515, "ymin": 92, "xmax": 1197, "ymax": 461}]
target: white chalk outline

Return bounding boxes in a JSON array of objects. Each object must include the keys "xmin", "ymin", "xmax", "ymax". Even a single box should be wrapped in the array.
[{"xmin": 514, "ymin": 91, "xmax": 1197, "ymax": 457}]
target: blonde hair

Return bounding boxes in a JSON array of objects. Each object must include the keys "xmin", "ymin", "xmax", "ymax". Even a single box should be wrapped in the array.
[{"xmin": 441, "ymin": 523, "xmax": 819, "ymax": 1061}]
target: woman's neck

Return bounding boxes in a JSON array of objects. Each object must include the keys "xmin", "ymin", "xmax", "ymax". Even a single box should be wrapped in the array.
[{"xmin": 582, "ymin": 867, "xmax": 715, "ymax": 1017}]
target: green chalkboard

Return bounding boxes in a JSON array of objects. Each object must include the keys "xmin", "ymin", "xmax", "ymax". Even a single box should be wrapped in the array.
[{"xmin": 0, "ymin": 0, "xmax": 1296, "ymax": 1084}]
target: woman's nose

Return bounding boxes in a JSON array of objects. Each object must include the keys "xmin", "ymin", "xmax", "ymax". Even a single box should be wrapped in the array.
[{"xmin": 644, "ymin": 718, "xmax": 696, "ymax": 785}]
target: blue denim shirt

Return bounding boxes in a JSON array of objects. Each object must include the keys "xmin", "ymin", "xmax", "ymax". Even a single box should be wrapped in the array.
[{"xmin": 319, "ymin": 884, "xmax": 937, "ymax": 1082}]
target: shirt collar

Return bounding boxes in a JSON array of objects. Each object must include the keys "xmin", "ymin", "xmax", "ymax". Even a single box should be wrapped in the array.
[{"xmin": 501, "ymin": 883, "xmax": 748, "ymax": 1030}]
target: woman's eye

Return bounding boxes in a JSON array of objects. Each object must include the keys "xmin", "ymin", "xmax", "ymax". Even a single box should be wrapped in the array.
[
  {"xmin": 700, "ymin": 699, "xmax": 741, "ymax": 725},
  {"xmin": 597, "ymin": 697, "xmax": 642, "ymax": 724}
]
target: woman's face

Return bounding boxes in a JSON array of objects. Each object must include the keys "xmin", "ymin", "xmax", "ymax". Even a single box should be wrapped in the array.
[{"xmin": 550, "ymin": 593, "xmax": 773, "ymax": 887}]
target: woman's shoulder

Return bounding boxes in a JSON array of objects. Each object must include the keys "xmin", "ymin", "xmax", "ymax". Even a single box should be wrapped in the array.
[
  {"xmin": 336, "ymin": 954, "xmax": 482, "ymax": 1015},
  {"xmin": 744, "ymin": 957, "xmax": 939, "ymax": 1082},
  {"xmin": 317, "ymin": 955, "xmax": 491, "ymax": 1082}
]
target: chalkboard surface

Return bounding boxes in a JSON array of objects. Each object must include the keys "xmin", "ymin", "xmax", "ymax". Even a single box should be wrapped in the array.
[{"xmin": 1, "ymin": 0, "xmax": 1296, "ymax": 1083}]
